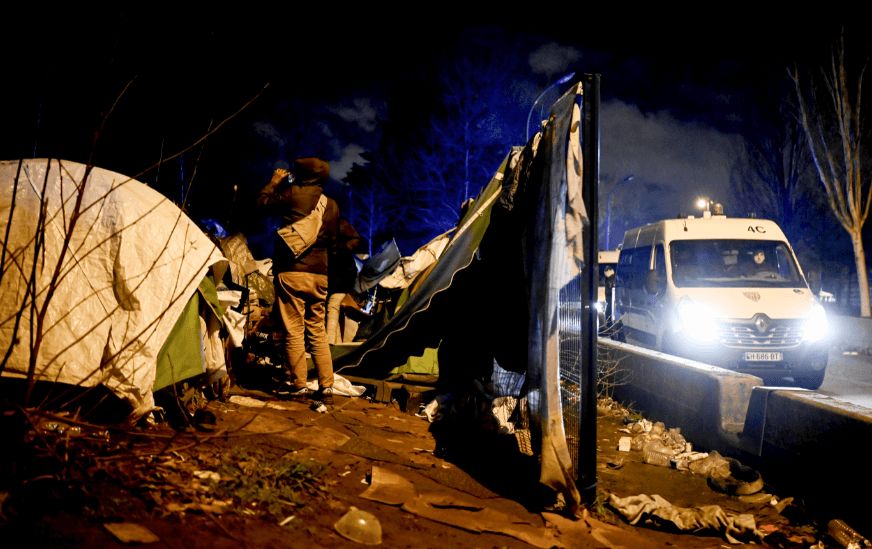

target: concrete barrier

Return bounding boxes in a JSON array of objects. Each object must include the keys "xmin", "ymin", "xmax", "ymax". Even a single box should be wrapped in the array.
[
  {"xmin": 743, "ymin": 388, "xmax": 872, "ymax": 526},
  {"xmin": 599, "ymin": 338, "xmax": 761, "ymax": 452},
  {"xmin": 598, "ymin": 337, "xmax": 872, "ymax": 527}
]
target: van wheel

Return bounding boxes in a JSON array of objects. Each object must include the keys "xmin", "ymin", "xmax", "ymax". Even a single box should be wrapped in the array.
[{"xmin": 794, "ymin": 372, "xmax": 825, "ymax": 390}]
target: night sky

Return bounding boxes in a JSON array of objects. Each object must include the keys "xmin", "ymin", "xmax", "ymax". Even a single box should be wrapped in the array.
[{"xmin": 1, "ymin": 8, "xmax": 861, "ymax": 259}]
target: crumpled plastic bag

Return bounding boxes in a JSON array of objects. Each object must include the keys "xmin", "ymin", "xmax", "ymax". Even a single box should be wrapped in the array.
[
  {"xmin": 608, "ymin": 493, "xmax": 765, "ymax": 544},
  {"xmin": 688, "ymin": 450, "xmax": 732, "ymax": 479},
  {"xmin": 421, "ymin": 392, "xmax": 456, "ymax": 422},
  {"xmin": 305, "ymin": 374, "xmax": 365, "ymax": 397}
]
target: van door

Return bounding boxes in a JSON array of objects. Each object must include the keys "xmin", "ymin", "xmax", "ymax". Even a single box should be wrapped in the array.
[
  {"xmin": 648, "ymin": 243, "xmax": 668, "ymax": 347},
  {"xmin": 618, "ymin": 245, "xmax": 655, "ymax": 346}
]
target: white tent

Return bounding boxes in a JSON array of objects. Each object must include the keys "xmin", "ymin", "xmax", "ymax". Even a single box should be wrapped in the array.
[{"xmin": 0, "ymin": 159, "xmax": 226, "ymax": 418}]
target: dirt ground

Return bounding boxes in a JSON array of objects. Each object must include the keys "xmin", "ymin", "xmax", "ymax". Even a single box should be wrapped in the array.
[{"xmin": 0, "ymin": 370, "xmax": 844, "ymax": 549}]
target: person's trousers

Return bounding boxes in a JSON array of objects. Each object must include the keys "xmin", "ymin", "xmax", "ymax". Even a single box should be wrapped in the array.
[
  {"xmin": 326, "ymin": 292, "xmax": 346, "ymax": 345},
  {"xmin": 274, "ymin": 272, "xmax": 334, "ymax": 390}
]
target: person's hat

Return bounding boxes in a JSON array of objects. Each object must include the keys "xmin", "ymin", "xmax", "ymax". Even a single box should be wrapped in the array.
[{"xmin": 293, "ymin": 158, "xmax": 330, "ymax": 185}]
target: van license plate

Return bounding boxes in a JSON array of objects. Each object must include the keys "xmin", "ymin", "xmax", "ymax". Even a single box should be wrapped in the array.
[{"xmin": 745, "ymin": 352, "xmax": 783, "ymax": 361}]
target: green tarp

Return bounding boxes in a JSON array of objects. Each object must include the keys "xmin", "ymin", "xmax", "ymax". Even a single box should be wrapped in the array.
[{"xmin": 153, "ymin": 275, "xmax": 224, "ymax": 391}]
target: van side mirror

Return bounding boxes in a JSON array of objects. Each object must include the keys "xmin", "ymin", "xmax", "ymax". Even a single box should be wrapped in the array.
[
  {"xmin": 645, "ymin": 269, "xmax": 660, "ymax": 295},
  {"xmin": 807, "ymin": 270, "xmax": 821, "ymax": 294}
]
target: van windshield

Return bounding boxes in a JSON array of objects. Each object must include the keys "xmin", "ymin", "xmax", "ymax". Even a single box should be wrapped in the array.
[{"xmin": 670, "ymin": 239, "xmax": 805, "ymax": 288}]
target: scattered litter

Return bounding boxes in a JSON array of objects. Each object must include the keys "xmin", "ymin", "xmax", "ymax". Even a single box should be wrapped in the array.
[
  {"xmin": 642, "ymin": 448, "xmax": 671, "ymax": 467},
  {"xmin": 228, "ymin": 396, "xmax": 286, "ymax": 410},
  {"xmin": 359, "ymin": 466, "xmax": 418, "ymax": 506},
  {"xmin": 420, "ymin": 393, "xmax": 455, "ymax": 422},
  {"xmin": 279, "ymin": 515, "xmax": 295, "ymax": 527},
  {"xmin": 193, "ymin": 471, "xmax": 221, "ymax": 482},
  {"xmin": 103, "ymin": 523, "xmax": 160, "ymax": 544},
  {"xmin": 339, "ymin": 471, "xmax": 351, "ymax": 477},
  {"xmin": 305, "ymin": 374, "xmax": 366, "ymax": 397},
  {"xmin": 688, "ymin": 451, "xmax": 732, "ymax": 479},
  {"xmin": 630, "ymin": 433, "xmax": 656, "ymax": 451},
  {"xmin": 607, "ymin": 459, "xmax": 624, "ymax": 469},
  {"xmin": 386, "ymin": 439, "xmax": 403, "ymax": 443},
  {"xmin": 828, "ymin": 518, "xmax": 871, "ymax": 548},
  {"xmin": 361, "ymin": 478, "xmax": 370, "ymax": 484},
  {"xmin": 608, "ymin": 493, "xmax": 765, "ymax": 544},
  {"xmin": 773, "ymin": 497, "xmax": 794, "ymax": 515},
  {"xmin": 627, "ymin": 419, "xmax": 652, "ymax": 433},
  {"xmin": 617, "ymin": 437, "xmax": 632, "ymax": 452},
  {"xmin": 707, "ymin": 458, "xmax": 764, "ymax": 495},
  {"xmin": 413, "ymin": 448, "xmax": 433, "ymax": 453},
  {"xmin": 672, "ymin": 459, "xmax": 689, "ymax": 471},
  {"xmin": 165, "ymin": 500, "xmax": 231, "ymax": 514},
  {"xmin": 311, "ymin": 403, "xmax": 328, "ymax": 413},
  {"xmin": 761, "ymin": 524, "xmax": 778, "ymax": 532},
  {"xmin": 335, "ymin": 506, "xmax": 382, "ymax": 545}
]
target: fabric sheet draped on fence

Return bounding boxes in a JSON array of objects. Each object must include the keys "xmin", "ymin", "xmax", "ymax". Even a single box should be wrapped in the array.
[{"xmin": 334, "ymin": 84, "xmax": 588, "ymax": 512}]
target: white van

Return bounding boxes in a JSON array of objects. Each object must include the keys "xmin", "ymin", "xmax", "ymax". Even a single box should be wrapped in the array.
[{"xmin": 614, "ymin": 208, "xmax": 829, "ymax": 389}]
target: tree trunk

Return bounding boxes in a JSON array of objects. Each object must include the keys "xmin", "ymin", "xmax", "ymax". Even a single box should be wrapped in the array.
[{"xmin": 850, "ymin": 229, "xmax": 871, "ymax": 317}]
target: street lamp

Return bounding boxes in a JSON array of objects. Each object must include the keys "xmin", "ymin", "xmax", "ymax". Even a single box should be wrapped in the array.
[
  {"xmin": 526, "ymin": 72, "xmax": 576, "ymax": 141},
  {"xmin": 605, "ymin": 175, "xmax": 635, "ymax": 250}
]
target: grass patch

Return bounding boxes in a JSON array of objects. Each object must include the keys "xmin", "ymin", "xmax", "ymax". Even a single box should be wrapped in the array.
[
  {"xmin": 588, "ymin": 487, "xmax": 615, "ymax": 521},
  {"xmin": 210, "ymin": 447, "xmax": 327, "ymax": 520}
]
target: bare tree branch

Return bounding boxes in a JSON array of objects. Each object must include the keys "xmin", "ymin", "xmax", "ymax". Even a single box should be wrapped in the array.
[{"xmin": 792, "ymin": 32, "xmax": 872, "ymax": 316}]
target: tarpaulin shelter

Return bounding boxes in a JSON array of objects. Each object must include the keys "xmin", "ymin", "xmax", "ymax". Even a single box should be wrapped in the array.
[
  {"xmin": 354, "ymin": 239, "xmax": 402, "ymax": 294},
  {"xmin": 334, "ymin": 82, "xmax": 594, "ymax": 513},
  {"xmin": 0, "ymin": 159, "xmax": 227, "ymax": 419},
  {"xmin": 377, "ymin": 229, "xmax": 453, "ymax": 291}
]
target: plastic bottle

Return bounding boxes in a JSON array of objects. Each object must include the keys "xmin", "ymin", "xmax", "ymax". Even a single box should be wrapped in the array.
[
  {"xmin": 643, "ymin": 449, "xmax": 671, "ymax": 467},
  {"xmin": 828, "ymin": 519, "xmax": 871, "ymax": 548},
  {"xmin": 631, "ymin": 434, "xmax": 652, "ymax": 451}
]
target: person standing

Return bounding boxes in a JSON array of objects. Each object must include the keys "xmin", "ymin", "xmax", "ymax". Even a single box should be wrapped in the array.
[
  {"xmin": 257, "ymin": 158, "xmax": 339, "ymax": 404},
  {"xmin": 326, "ymin": 217, "xmax": 367, "ymax": 345}
]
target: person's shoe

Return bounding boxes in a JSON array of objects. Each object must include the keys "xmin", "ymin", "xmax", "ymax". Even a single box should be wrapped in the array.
[
  {"xmin": 312, "ymin": 387, "xmax": 334, "ymax": 405},
  {"xmin": 276, "ymin": 384, "xmax": 309, "ymax": 403}
]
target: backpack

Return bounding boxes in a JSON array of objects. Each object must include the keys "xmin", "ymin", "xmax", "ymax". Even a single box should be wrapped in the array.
[{"xmin": 276, "ymin": 194, "xmax": 328, "ymax": 257}]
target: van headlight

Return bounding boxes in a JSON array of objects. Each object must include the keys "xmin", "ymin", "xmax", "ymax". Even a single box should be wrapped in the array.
[
  {"xmin": 803, "ymin": 304, "xmax": 828, "ymax": 342},
  {"xmin": 675, "ymin": 299, "xmax": 719, "ymax": 342},
  {"xmin": 595, "ymin": 301, "xmax": 604, "ymax": 312}
]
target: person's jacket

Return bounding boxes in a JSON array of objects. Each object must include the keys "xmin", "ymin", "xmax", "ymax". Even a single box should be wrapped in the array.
[
  {"xmin": 329, "ymin": 217, "xmax": 367, "ymax": 293},
  {"xmin": 257, "ymin": 176, "xmax": 340, "ymax": 276}
]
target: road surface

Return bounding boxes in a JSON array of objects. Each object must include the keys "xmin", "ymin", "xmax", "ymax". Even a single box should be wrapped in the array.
[{"xmin": 816, "ymin": 349, "xmax": 872, "ymax": 408}]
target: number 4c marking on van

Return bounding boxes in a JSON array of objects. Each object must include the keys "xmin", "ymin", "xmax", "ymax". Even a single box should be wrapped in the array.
[{"xmin": 748, "ymin": 226, "xmax": 766, "ymax": 233}]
